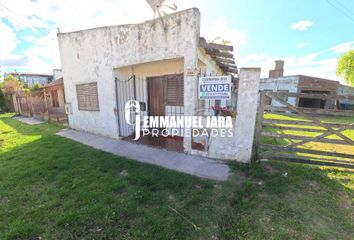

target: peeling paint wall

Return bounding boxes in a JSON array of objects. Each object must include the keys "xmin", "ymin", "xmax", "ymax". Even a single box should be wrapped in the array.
[
  {"xmin": 207, "ymin": 68, "xmax": 261, "ymax": 162},
  {"xmin": 58, "ymin": 8, "xmax": 200, "ymax": 139},
  {"xmin": 58, "ymin": 8, "xmax": 261, "ymax": 163}
]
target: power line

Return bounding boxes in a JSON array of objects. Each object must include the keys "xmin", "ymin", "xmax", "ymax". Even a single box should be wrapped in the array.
[
  {"xmin": 62, "ymin": 0, "xmax": 81, "ymax": 15},
  {"xmin": 0, "ymin": 2, "xmax": 49, "ymax": 35},
  {"xmin": 333, "ymin": 0, "xmax": 354, "ymax": 16},
  {"xmin": 326, "ymin": 0, "xmax": 354, "ymax": 22},
  {"xmin": 0, "ymin": 3, "xmax": 34, "ymax": 29}
]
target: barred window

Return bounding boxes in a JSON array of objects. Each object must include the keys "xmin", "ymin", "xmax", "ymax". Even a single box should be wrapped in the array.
[{"xmin": 76, "ymin": 82, "xmax": 99, "ymax": 111}]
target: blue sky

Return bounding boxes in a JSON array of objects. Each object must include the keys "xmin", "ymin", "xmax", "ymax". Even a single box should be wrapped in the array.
[{"xmin": 0, "ymin": 0, "xmax": 353, "ymax": 82}]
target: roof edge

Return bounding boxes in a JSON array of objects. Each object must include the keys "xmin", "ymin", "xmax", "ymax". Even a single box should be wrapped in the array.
[{"xmin": 57, "ymin": 8, "xmax": 200, "ymax": 36}]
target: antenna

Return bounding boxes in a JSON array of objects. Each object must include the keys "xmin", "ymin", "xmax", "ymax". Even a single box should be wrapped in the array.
[{"xmin": 146, "ymin": 0, "xmax": 178, "ymax": 30}]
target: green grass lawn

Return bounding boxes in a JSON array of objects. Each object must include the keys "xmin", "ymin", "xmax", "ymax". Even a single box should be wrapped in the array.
[
  {"xmin": 262, "ymin": 113, "xmax": 354, "ymax": 163},
  {"xmin": 0, "ymin": 113, "xmax": 353, "ymax": 239}
]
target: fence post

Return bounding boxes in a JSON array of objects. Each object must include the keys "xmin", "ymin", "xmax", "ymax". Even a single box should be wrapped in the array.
[
  {"xmin": 25, "ymin": 96, "xmax": 31, "ymax": 117},
  {"xmin": 16, "ymin": 95, "xmax": 22, "ymax": 114},
  {"xmin": 43, "ymin": 90, "xmax": 50, "ymax": 121},
  {"xmin": 252, "ymin": 91, "xmax": 266, "ymax": 166}
]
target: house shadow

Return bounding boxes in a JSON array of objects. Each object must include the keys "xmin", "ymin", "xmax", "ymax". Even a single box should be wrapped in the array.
[{"xmin": 0, "ymin": 114, "xmax": 62, "ymax": 136}]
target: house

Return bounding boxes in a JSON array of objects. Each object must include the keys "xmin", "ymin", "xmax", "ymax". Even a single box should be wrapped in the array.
[
  {"xmin": 260, "ymin": 60, "xmax": 354, "ymax": 110},
  {"xmin": 57, "ymin": 8, "xmax": 261, "ymax": 162},
  {"xmin": 42, "ymin": 78, "xmax": 67, "ymax": 122},
  {"xmin": 5, "ymin": 72, "xmax": 53, "ymax": 87}
]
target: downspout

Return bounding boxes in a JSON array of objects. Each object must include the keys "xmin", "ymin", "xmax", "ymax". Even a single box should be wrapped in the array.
[{"xmin": 114, "ymin": 77, "xmax": 121, "ymax": 138}]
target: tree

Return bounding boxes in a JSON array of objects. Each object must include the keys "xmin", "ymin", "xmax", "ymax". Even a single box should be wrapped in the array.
[
  {"xmin": 336, "ymin": 50, "xmax": 354, "ymax": 86},
  {"xmin": 29, "ymin": 83, "xmax": 42, "ymax": 92},
  {"xmin": 2, "ymin": 74, "xmax": 23, "ymax": 94}
]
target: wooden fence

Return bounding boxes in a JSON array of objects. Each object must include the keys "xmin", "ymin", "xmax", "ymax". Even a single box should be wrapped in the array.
[
  {"xmin": 16, "ymin": 91, "xmax": 67, "ymax": 123},
  {"xmin": 253, "ymin": 91, "xmax": 354, "ymax": 169}
]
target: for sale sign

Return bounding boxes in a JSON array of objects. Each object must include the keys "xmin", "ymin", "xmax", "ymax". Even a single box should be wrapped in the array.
[{"xmin": 198, "ymin": 76, "xmax": 232, "ymax": 100}]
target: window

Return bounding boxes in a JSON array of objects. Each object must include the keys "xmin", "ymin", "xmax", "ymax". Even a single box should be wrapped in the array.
[
  {"xmin": 76, "ymin": 82, "xmax": 99, "ymax": 111},
  {"xmin": 51, "ymin": 90, "xmax": 59, "ymax": 107},
  {"xmin": 165, "ymin": 75, "xmax": 184, "ymax": 106}
]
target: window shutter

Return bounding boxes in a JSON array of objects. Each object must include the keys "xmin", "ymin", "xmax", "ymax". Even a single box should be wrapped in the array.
[
  {"xmin": 165, "ymin": 75, "xmax": 184, "ymax": 106},
  {"xmin": 166, "ymin": 77, "xmax": 178, "ymax": 105},
  {"xmin": 76, "ymin": 82, "xmax": 99, "ymax": 111}
]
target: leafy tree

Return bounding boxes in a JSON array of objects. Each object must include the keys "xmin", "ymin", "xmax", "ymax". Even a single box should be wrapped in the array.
[
  {"xmin": 29, "ymin": 83, "xmax": 42, "ymax": 92},
  {"xmin": 337, "ymin": 50, "xmax": 354, "ymax": 86},
  {"xmin": 4, "ymin": 74, "xmax": 17, "ymax": 82},
  {"xmin": 2, "ymin": 74, "xmax": 23, "ymax": 94}
]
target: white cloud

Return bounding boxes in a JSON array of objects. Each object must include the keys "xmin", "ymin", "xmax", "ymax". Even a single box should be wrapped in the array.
[
  {"xmin": 0, "ymin": 20, "xmax": 17, "ymax": 59},
  {"xmin": 291, "ymin": 20, "xmax": 313, "ymax": 31},
  {"xmin": 22, "ymin": 36, "xmax": 34, "ymax": 42},
  {"xmin": 23, "ymin": 29, "xmax": 61, "ymax": 73},
  {"xmin": 330, "ymin": 41, "xmax": 354, "ymax": 53},
  {"xmin": 205, "ymin": 16, "xmax": 247, "ymax": 54},
  {"xmin": 296, "ymin": 42, "xmax": 309, "ymax": 48},
  {"xmin": 0, "ymin": 0, "xmax": 202, "ymax": 72},
  {"xmin": 238, "ymin": 43, "xmax": 348, "ymax": 83}
]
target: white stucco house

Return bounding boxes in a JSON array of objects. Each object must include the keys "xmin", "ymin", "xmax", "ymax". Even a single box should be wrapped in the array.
[{"xmin": 57, "ymin": 8, "xmax": 261, "ymax": 163}]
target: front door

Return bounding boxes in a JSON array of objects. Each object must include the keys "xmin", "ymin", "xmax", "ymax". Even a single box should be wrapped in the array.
[
  {"xmin": 147, "ymin": 74, "xmax": 184, "ymax": 116},
  {"xmin": 148, "ymin": 76, "xmax": 166, "ymax": 116}
]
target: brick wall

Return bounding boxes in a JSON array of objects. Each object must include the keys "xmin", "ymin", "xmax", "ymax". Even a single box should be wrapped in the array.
[
  {"xmin": 297, "ymin": 75, "xmax": 339, "ymax": 109},
  {"xmin": 298, "ymin": 75, "xmax": 339, "ymax": 93}
]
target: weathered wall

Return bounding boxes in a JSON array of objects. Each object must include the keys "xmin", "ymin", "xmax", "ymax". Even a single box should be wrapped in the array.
[
  {"xmin": 114, "ymin": 58, "xmax": 184, "ymax": 136},
  {"xmin": 207, "ymin": 68, "xmax": 261, "ymax": 162},
  {"xmin": 58, "ymin": 8, "xmax": 200, "ymax": 139}
]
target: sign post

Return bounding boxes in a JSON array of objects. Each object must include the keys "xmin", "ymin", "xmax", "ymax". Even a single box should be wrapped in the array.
[{"xmin": 198, "ymin": 76, "xmax": 232, "ymax": 100}]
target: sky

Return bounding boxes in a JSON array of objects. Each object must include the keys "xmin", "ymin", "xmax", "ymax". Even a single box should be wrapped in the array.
[{"xmin": 0, "ymin": 0, "xmax": 353, "ymax": 82}]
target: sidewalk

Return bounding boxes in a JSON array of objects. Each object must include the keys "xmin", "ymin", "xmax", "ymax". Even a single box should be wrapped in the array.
[
  {"xmin": 13, "ymin": 116, "xmax": 44, "ymax": 125},
  {"xmin": 57, "ymin": 129, "xmax": 230, "ymax": 181}
]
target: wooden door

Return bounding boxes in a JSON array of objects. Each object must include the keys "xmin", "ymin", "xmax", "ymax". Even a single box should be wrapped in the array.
[
  {"xmin": 148, "ymin": 76, "xmax": 166, "ymax": 116},
  {"xmin": 148, "ymin": 74, "xmax": 184, "ymax": 116}
]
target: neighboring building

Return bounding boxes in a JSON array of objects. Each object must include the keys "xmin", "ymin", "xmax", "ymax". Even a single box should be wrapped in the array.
[
  {"xmin": 337, "ymin": 84, "xmax": 354, "ymax": 110},
  {"xmin": 57, "ymin": 8, "xmax": 262, "ymax": 162},
  {"xmin": 42, "ymin": 78, "xmax": 67, "ymax": 122},
  {"xmin": 260, "ymin": 60, "xmax": 354, "ymax": 109},
  {"xmin": 5, "ymin": 72, "xmax": 53, "ymax": 87}
]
